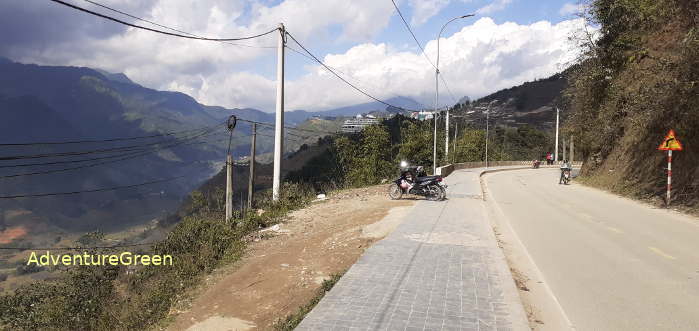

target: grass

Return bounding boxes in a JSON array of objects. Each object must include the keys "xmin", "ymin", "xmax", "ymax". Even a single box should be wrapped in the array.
[{"xmin": 273, "ymin": 272, "xmax": 344, "ymax": 331}]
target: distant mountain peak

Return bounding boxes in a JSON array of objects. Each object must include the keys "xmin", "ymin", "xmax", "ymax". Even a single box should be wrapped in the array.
[{"xmin": 95, "ymin": 69, "xmax": 135, "ymax": 85}]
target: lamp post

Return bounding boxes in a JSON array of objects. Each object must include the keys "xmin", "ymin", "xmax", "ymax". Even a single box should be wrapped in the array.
[{"xmin": 434, "ymin": 14, "xmax": 474, "ymax": 172}]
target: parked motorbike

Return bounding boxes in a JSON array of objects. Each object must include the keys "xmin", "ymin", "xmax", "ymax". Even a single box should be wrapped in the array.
[
  {"xmin": 388, "ymin": 162, "xmax": 447, "ymax": 201},
  {"xmin": 532, "ymin": 159, "xmax": 541, "ymax": 169}
]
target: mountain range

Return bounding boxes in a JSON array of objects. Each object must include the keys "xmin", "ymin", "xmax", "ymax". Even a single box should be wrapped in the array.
[{"xmin": 0, "ymin": 58, "xmax": 422, "ymax": 235}]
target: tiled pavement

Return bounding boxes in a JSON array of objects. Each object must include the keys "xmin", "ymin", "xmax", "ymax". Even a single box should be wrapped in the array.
[{"xmin": 297, "ymin": 168, "xmax": 529, "ymax": 331}]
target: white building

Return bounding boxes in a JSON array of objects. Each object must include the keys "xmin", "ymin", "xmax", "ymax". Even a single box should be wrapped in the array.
[{"xmin": 341, "ymin": 114, "xmax": 381, "ymax": 133}]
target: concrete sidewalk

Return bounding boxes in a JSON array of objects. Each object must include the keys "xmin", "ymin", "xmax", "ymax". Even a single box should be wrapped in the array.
[{"xmin": 296, "ymin": 168, "xmax": 528, "ymax": 331}]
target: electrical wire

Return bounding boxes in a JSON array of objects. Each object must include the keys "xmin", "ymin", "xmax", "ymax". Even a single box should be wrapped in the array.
[
  {"xmin": 0, "ymin": 122, "xmax": 223, "ymax": 146},
  {"xmin": 0, "ymin": 126, "xmax": 224, "ymax": 179},
  {"xmin": 389, "ymin": 0, "xmax": 460, "ymax": 107},
  {"xmin": 0, "ymin": 175, "xmax": 184, "ymax": 199},
  {"xmin": 285, "ymin": 31, "xmax": 420, "ymax": 113},
  {"xmin": 80, "ymin": 0, "xmax": 277, "ymax": 49},
  {"xmin": 285, "ymin": 44, "xmax": 429, "ymax": 111},
  {"xmin": 49, "ymin": 0, "xmax": 278, "ymax": 42},
  {"xmin": 0, "ymin": 124, "xmax": 222, "ymax": 161},
  {"xmin": 0, "ymin": 241, "xmax": 155, "ymax": 251}
]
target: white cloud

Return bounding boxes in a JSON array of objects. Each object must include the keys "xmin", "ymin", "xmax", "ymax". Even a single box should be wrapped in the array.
[
  {"xmin": 409, "ymin": 0, "xmax": 451, "ymax": 26},
  {"xmin": 0, "ymin": 1, "xmax": 590, "ymax": 112},
  {"xmin": 199, "ymin": 17, "xmax": 587, "ymax": 111},
  {"xmin": 476, "ymin": 0, "xmax": 512, "ymax": 15},
  {"xmin": 559, "ymin": 2, "xmax": 585, "ymax": 16}
]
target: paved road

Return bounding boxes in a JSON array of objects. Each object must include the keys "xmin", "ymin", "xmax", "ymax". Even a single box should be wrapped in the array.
[
  {"xmin": 298, "ymin": 168, "xmax": 528, "ymax": 331},
  {"xmin": 485, "ymin": 168, "xmax": 699, "ymax": 331}
]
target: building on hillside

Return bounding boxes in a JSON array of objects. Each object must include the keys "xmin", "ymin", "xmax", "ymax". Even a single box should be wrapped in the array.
[
  {"xmin": 409, "ymin": 111, "xmax": 435, "ymax": 121},
  {"xmin": 341, "ymin": 114, "xmax": 380, "ymax": 133}
]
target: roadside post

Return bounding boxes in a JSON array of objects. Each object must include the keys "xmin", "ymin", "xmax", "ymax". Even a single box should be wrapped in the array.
[{"xmin": 658, "ymin": 129, "xmax": 683, "ymax": 207}]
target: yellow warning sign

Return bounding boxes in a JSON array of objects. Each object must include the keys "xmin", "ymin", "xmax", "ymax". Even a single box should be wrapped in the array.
[{"xmin": 658, "ymin": 129, "xmax": 683, "ymax": 151}]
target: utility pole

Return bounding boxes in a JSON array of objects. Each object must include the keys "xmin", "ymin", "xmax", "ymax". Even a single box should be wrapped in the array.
[
  {"xmin": 485, "ymin": 108, "xmax": 489, "ymax": 168},
  {"xmin": 570, "ymin": 135, "xmax": 574, "ymax": 164},
  {"xmin": 562, "ymin": 136, "xmax": 567, "ymax": 161},
  {"xmin": 248, "ymin": 123, "xmax": 256, "ymax": 210},
  {"xmin": 445, "ymin": 109, "xmax": 449, "ymax": 160},
  {"xmin": 555, "ymin": 107, "xmax": 560, "ymax": 162},
  {"xmin": 225, "ymin": 115, "xmax": 237, "ymax": 222},
  {"xmin": 226, "ymin": 154, "xmax": 233, "ymax": 221},
  {"xmin": 272, "ymin": 23, "xmax": 285, "ymax": 201},
  {"xmin": 433, "ymin": 112, "xmax": 438, "ymax": 174},
  {"xmin": 453, "ymin": 121, "xmax": 458, "ymax": 164},
  {"xmin": 485, "ymin": 100, "xmax": 497, "ymax": 169}
]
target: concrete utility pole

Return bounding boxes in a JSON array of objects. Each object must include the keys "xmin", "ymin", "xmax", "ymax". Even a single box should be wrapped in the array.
[
  {"xmin": 555, "ymin": 107, "xmax": 560, "ymax": 162},
  {"xmin": 248, "ymin": 123, "xmax": 256, "ymax": 210},
  {"xmin": 226, "ymin": 155, "xmax": 233, "ymax": 221},
  {"xmin": 225, "ymin": 115, "xmax": 237, "ymax": 222},
  {"xmin": 453, "ymin": 121, "xmax": 458, "ymax": 164},
  {"xmin": 485, "ymin": 100, "xmax": 497, "ymax": 169},
  {"xmin": 272, "ymin": 23, "xmax": 285, "ymax": 201},
  {"xmin": 445, "ymin": 109, "xmax": 450, "ymax": 159},
  {"xmin": 432, "ymin": 112, "xmax": 438, "ymax": 174},
  {"xmin": 562, "ymin": 137, "xmax": 567, "ymax": 161},
  {"xmin": 485, "ymin": 108, "xmax": 489, "ymax": 168}
]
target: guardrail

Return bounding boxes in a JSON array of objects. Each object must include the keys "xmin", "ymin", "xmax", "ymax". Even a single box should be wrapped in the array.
[{"xmin": 437, "ymin": 161, "xmax": 583, "ymax": 176}]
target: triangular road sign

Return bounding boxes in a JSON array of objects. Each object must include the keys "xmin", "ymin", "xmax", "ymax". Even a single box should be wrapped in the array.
[{"xmin": 658, "ymin": 129, "xmax": 683, "ymax": 151}]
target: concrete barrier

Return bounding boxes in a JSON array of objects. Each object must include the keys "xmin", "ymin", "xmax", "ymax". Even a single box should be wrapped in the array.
[
  {"xmin": 435, "ymin": 164, "xmax": 454, "ymax": 177},
  {"xmin": 453, "ymin": 160, "xmax": 582, "ymax": 171}
]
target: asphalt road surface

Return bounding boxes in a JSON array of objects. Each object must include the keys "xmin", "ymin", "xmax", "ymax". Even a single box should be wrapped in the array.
[{"xmin": 485, "ymin": 168, "xmax": 699, "ymax": 331}]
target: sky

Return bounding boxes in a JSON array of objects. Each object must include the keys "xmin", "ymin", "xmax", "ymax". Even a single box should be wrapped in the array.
[{"xmin": 0, "ymin": 0, "xmax": 590, "ymax": 112}]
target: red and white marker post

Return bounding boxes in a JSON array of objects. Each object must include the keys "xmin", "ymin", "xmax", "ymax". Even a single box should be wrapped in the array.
[{"xmin": 658, "ymin": 129, "xmax": 683, "ymax": 207}]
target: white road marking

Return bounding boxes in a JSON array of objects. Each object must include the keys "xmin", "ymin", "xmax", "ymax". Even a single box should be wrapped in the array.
[{"xmin": 648, "ymin": 246, "xmax": 677, "ymax": 260}]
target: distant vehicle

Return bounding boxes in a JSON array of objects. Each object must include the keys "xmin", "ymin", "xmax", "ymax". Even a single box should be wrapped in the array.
[{"xmin": 532, "ymin": 160, "xmax": 540, "ymax": 169}]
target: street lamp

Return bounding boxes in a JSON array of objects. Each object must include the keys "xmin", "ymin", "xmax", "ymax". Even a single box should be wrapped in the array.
[
  {"xmin": 485, "ymin": 99, "xmax": 498, "ymax": 169},
  {"xmin": 434, "ymin": 14, "xmax": 474, "ymax": 174}
]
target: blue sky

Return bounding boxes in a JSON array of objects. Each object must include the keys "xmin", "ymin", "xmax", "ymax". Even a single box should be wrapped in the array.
[{"xmin": 0, "ymin": 0, "xmax": 588, "ymax": 112}]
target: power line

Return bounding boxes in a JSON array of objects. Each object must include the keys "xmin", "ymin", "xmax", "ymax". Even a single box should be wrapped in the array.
[
  {"xmin": 0, "ymin": 122, "xmax": 222, "ymax": 147},
  {"xmin": 389, "ymin": 0, "xmax": 436, "ymax": 69},
  {"xmin": 0, "ymin": 124, "xmax": 223, "ymax": 161},
  {"xmin": 80, "ymin": 0, "xmax": 277, "ymax": 49},
  {"xmin": 237, "ymin": 118, "xmax": 338, "ymax": 136},
  {"xmin": 0, "ymin": 126, "xmax": 223, "ymax": 179},
  {"xmin": 0, "ymin": 241, "xmax": 155, "ymax": 251},
  {"xmin": 0, "ymin": 175, "xmax": 184, "ymax": 199},
  {"xmin": 285, "ymin": 45, "xmax": 429, "ymax": 111},
  {"xmin": 49, "ymin": 0, "xmax": 278, "ymax": 42},
  {"xmin": 388, "ymin": 0, "xmax": 460, "ymax": 107},
  {"xmin": 285, "ymin": 31, "xmax": 420, "ymax": 113}
]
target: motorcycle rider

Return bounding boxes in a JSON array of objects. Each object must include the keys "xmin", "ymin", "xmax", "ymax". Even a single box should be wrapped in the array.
[{"xmin": 559, "ymin": 159, "xmax": 572, "ymax": 184}]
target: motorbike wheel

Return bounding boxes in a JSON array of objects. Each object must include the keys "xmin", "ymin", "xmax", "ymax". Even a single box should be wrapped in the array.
[
  {"xmin": 438, "ymin": 186, "xmax": 447, "ymax": 200},
  {"xmin": 426, "ymin": 185, "xmax": 441, "ymax": 201},
  {"xmin": 388, "ymin": 183, "xmax": 403, "ymax": 200}
]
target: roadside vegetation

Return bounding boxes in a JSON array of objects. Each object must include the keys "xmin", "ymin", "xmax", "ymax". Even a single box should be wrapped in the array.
[
  {"xmin": 0, "ymin": 183, "xmax": 315, "ymax": 330},
  {"xmin": 566, "ymin": 0, "xmax": 698, "ymax": 209}
]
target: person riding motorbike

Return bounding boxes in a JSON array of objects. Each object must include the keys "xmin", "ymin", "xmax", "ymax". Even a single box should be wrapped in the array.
[{"xmin": 559, "ymin": 159, "xmax": 572, "ymax": 184}]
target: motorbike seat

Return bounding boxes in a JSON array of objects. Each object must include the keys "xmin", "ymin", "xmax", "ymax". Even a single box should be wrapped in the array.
[{"xmin": 415, "ymin": 176, "xmax": 440, "ymax": 183}]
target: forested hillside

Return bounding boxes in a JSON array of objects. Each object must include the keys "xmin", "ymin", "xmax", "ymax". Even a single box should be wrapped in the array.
[{"xmin": 566, "ymin": 0, "xmax": 698, "ymax": 208}]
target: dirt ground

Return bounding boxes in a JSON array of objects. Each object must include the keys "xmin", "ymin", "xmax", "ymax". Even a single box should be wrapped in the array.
[{"xmin": 165, "ymin": 185, "xmax": 415, "ymax": 331}]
